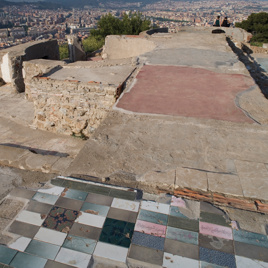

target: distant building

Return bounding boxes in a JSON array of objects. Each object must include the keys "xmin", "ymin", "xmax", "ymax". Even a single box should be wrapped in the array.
[
  {"xmin": 0, "ymin": 29, "xmax": 8, "ymax": 40},
  {"xmin": 10, "ymin": 27, "xmax": 26, "ymax": 39}
]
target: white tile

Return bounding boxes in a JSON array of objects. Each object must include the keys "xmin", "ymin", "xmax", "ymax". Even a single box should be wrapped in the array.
[
  {"xmin": 163, "ymin": 253, "xmax": 199, "ymax": 268},
  {"xmin": 9, "ymin": 237, "xmax": 31, "ymax": 251},
  {"xmin": 140, "ymin": 200, "xmax": 170, "ymax": 214},
  {"xmin": 236, "ymin": 256, "xmax": 268, "ymax": 268},
  {"xmin": 38, "ymin": 186, "xmax": 65, "ymax": 196},
  {"xmin": 32, "ymin": 192, "xmax": 59, "ymax": 205},
  {"xmin": 16, "ymin": 210, "xmax": 44, "ymax": 226},
  {"xmin": 55, "ymin": 247, "xmax": 92, "ymax": 268},
  {"xmin": 34, "ymin": 227, "xmax": 67, "ymax": 246},
  {"xmin": 94, "ymin": 242, "xmax": 128, "ymax": 263},
  {"xmin": 75, "ymin": 212, "xmax": 105, "ymax": 228},
  {"xmin": 111, "ymin": 198, "xmax": 140, "ymax": 212}
]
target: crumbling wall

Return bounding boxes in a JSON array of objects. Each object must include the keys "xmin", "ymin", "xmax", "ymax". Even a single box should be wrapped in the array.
[
  {"xmin": 23, "ymin": 59, "xmax": 66, "ymax": 99},
  {"xmin": 102, "ymin": 35, "xmax": 156, "ymax": 60},
  {"xmin": 25, "ymin": 76, "xmax": 117, "ymax": 137},
  {"xmin": 0, "ymin": 39, "xmax": 59, "ymax": 92}
]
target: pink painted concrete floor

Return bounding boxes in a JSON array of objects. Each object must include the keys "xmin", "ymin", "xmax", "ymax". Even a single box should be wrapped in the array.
[{"xmin": 116, "ymin": 65, "xmax": 255, "ymax": 123}]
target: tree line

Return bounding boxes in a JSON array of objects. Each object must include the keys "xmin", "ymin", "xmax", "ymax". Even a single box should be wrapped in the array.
[{"xmin": 235, "ymin": 12, "xmax": 268, "ymax": 45}]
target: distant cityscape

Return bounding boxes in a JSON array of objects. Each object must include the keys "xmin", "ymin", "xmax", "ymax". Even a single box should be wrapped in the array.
[{"xmin": 0, "ymin": 0, "xmax": 267, "ymax": 49}]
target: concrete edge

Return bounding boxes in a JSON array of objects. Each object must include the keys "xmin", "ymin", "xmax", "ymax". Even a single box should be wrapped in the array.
[{"xmin": 70, "ymin": 171, "xmax": 268, "ymax": 214}]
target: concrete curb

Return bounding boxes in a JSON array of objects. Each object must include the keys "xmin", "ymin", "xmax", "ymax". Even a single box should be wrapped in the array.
[{"xmin": 0, "ymin": 145, "xmax": 73, "ymax": 174}]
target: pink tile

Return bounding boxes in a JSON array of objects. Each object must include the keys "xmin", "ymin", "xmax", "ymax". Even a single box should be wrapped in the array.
[
  {"xmin": 171, "ymin": 196, "xmax": 186, "ymax": 208},
  {"xmin": 199, "ymin": 222, "xmax": 233, "ymax": 240},
  {"xmin": 134, "ymin": 220, "xmax": 166, "ymax": 237}
]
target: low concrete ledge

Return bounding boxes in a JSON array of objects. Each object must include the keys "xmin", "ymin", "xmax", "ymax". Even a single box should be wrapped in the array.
[
  {"xmin": 69, "ymin": 167, "xmax": 268, "ymax": 214},
  {"xmin": 0, "ymin": 144, "xmax": 72, "ymax": 174}
]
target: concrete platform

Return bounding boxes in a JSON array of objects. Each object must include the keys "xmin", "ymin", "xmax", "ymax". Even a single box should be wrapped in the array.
[
  {"xmin": 1, "ymin": 29, "xmax": 268, "ymax": 209},
  {"xmin": 116, "ymin": 65, "xmax": 254, "ymax": 123}
]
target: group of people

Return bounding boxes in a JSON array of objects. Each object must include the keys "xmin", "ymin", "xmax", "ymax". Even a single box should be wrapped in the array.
[{"xmin": 213, "ymin": 16, "xmax": 230, "ymax": 27}]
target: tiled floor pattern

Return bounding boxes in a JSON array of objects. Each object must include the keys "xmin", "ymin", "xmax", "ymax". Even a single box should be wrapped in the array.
[{"xmin": 0, "ymin": 176, "xmax": 268, "ymax": 268}]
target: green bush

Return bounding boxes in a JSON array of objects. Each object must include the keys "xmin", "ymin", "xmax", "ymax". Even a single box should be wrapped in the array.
[
  {"xmin": 82, "ymin": 12, "xmax": 151, "ymax": 54},
  {"xmin": 235, "ymin": 12, "xmax": 268, "ymax": 44},
  {"xmin": 91, "ymin": 12, "xmax": 151, "ymax": 38},
  {"xmin": 59, "ymin": 43, "xmax": 69, "ymax": 60},
  {"xmin": 82, "ymin": 35, "xmax": 105, "ymax": 53}
]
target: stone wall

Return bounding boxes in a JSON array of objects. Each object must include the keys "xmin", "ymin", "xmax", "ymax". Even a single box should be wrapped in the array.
[
  {"xmin": 25, "ymin": 76, "xmax": 118, "ymax": 137},
  {"xmin": 0, "ymin": 39, "xmax": 59, "ymax": 92}
]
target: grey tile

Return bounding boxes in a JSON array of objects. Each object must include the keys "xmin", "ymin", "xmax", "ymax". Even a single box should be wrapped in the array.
[
  {"xmin": 69, "ymin": 222, "xmax": 101, "ymax": 240},
  {"xmin": 85, "ymin": 192, "xmax": 113, "ymax": 206},
  {"xmin": 234, "ymin": 241, "xmax": 268, "ymax": 262},
  {"xmin": 9, "ymin": 188, "xmax": 36, "ymax": 200},
  {"xmin": 25, "ymin": 239, "xmax": 60, "ymax": 260},
  {"xmin": 132, "ymin": 232, "xmax": 165, "ymax": 251},
  {"xmin": 10, "ymin": 252, "xmax": 47, "ymax": 268},
  {"xmin": 26, "ymin": 200, "xmax": 53, "ymax": 215},
  {"xmin": 199, "ymin": 234, "xmax": 234, "ymax": 254},
  {"xmin": 44, "ymin": 260, "xmax": 74, "ymax": 268},
  {"xmin": 128, "ymin": 244, "xmax": 163, "ymax": 266},
  {"xmin": 109, "ymin": 189, "xmax": 136, "ymax": 201},
  {"xmin": 0, "ymin": 245, "xmax": 17, "ymax": 265},
  {"xmin": 164, "ymin": 238, "xmax": 199, "ymax": 260},
  {"xmin": 8, "ymin": 221, "xmax": 40, "ymax": 238},
  {"xmin": 55, "ymin": 197, "xmax": 83, "ymax": 211},
  {"xmin": 200, "ymin": 202, "xmax": 225, "ymax": 216},
  {"xmin": 168, "ymin": 215, "xmax": 199, "ymax": 232},
  {"xmin": 107, "ymin": 208, "xmax": 138, "ymax": 223},
  {"xmin": 200, "ymin": 212, "xmax": 230, "ymax": 227}
]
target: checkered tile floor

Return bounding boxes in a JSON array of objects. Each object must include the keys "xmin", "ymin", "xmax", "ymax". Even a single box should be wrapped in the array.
[{"xmin": 0, "ymin": 176, "xmax": 268, "ymax": 268}]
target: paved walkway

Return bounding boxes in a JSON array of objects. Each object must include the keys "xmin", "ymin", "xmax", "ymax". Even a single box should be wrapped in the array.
[{"xmin": 0, "ymin": 177, "xmax": 267, "ymax": 268}]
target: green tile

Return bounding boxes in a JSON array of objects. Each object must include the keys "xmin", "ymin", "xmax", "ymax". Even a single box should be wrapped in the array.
[
  {"xmin": 169, "ymin": 206, "xmax": 188, "ymax": 219},
  {"xmin": 168, "ymin": 215, "xmax": 199, "ymax": 232},
  {"xmin": 10, "ymin": 252, "xmax": 47, "ymax": 268},
  {"xmin": 81, "ymin": 202, "xmax": 110, "ymax": 217},
  {"xmin": 0, "ymin": 245, "xmax": 17, "ymax": 265},
  {"xmin": 166, "ymin": 226, "xmax": 198, "ymax": 245},
  {"xmin": 62, "ymin": 189, "xmax": 88, "ymax": 201},
  {"xmin": 25, "ymin": 239, "xmax": 60, "ymax": 260},
  {"xmin": 63, "ymin": 235, "xmax": 96, "ymax": 254},
  {"xmin": 138, "ymin": 209, "xmax": 168, "ymax": 225},
  {"xmin": 99, "ymin": 218, "xmax": 135, "ymax": 248},
  {"xmin": 63, "ymin": 181, "xmax": 87, "ymax": 191},
  {"xmin": 86, "ymin": 184, "xmax": 111, "ymax": 195},
  {"xmin": 109, "ymin": 189, "xmax": 136, "ymax": 201},
  {"xmin": 50, "ymin": 178, "xmax": 65, "ymax": 187},
  {"xmin": 233, "ymin": 229, "xmax": 268, "ymax": 248},
  {"xmin": 200, "ymin": 212, "xmax": 230, "ymax": 227}
]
